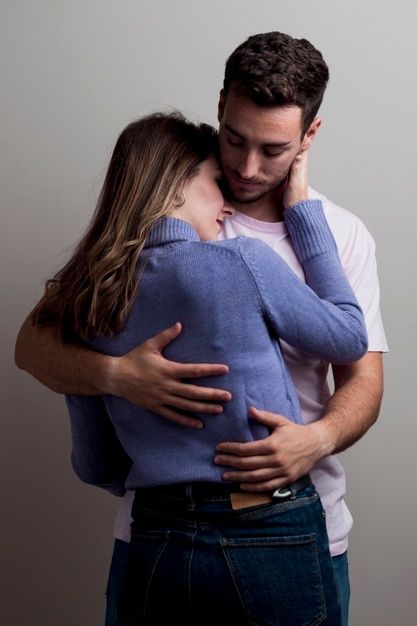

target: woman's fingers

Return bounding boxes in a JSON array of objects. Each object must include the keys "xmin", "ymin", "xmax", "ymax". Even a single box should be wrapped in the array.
[{"xmin": 283, "ymin": 149, "xmax": 309, "ymax": 209}]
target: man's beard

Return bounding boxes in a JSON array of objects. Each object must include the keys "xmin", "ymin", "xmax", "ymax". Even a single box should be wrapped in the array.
[{"xmin": 224, "ymin": 172, "xmax": 288, "ymax": 205}]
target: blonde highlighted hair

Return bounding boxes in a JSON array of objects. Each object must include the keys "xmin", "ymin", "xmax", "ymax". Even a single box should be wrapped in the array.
[{"xmin": 32, "ymin": 112, "xmax": 218, "ymax": 340}]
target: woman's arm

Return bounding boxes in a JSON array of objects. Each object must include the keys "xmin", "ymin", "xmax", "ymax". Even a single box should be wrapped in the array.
[
  {"xmin": 237, "ymin": 149, "xmax": 367, "ymax": 363},
  {"xmin": 67, "ymin": 394, "xmax": 132, "ymax": 496},
  {"xmin": 238, "ymin": 208, "xmax": 368, "ymax": 363}
]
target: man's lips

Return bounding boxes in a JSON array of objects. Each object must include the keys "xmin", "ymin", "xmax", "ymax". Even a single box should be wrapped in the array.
[{"xmin": 230, "ymin": 171, "xmax": 263, "ymax": 189}]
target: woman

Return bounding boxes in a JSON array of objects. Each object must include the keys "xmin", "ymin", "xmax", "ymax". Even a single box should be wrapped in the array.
[{"xmin": 33, "ymin": 112, "xmax": 367, "ymax": 625}]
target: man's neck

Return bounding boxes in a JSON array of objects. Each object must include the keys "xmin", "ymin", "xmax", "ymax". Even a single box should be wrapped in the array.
[{"xmin": 231, "ymin": 188, "xmax": 285, "ymax": 223}]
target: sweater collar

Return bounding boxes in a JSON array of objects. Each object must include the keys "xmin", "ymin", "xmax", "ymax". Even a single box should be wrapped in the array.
[{"xmin": 145, "ymin": 217, "xmax": 200, "ymax": 247}]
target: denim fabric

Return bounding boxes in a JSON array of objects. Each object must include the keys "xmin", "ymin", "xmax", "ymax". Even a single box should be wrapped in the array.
[
  {"xmin": 113, "ymin": 483, "xmax": 341, "ymax": 626},
  {"xmin": 105, "ymin": 537, "xmax": 350, "ymax": 626},
  {"xmin": 332, "ymin": 551, "xmax": 350, "ymax": 626},
  {"xmin": 105, "ymin": 539, "xmax": 130, "ymax": 626}
]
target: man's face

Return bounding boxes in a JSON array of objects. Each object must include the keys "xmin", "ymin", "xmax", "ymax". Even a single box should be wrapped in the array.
[{"xmin": 218, "ymin": 92, "xmax": 314, "ymax": 205}]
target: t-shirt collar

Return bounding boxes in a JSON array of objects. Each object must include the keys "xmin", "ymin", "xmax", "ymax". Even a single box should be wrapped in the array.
[{"xmin": 230, "ymin": 209, "xmax": 288, "ymax": 236}]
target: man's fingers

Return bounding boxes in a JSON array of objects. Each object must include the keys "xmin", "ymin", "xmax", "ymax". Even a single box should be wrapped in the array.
[
  {"xmin": 214, "ymin": 453, "xmax": 275, "ymax": 469},
  {"xmin": 216, "ymin": 439, "xmax": 273, "ymax": 456},
  {"xmin": 157, "ymin": 405, "xmax": 204, "ymax": 429},
  {"xmin": 169, "ymin": 381, "xmax": 231, "ymax": 402},
  {"xmin": 240, "ymin": 478, "xmax": 291, "ymax": 492},
  {"xmin": 222, "ymin": 468, "xmax": 282, "ymax": 483},
  {"xmin": 249, "ymin": 406, "xmax": 290, "ymax": 428},
  {"xmin": 141, "ymin": 326, "xmax": 230, "ymax": 383},
  {"xmin": 144, "ymin": 322, "xmax": 183, "ymax": 351},
  {"xmin": 166, "ymin": 394, "xmax": 225, "ymax": 415},
  {"xmin": 171, "ymin": 362, "xmax": 229, "ymax": 379}
]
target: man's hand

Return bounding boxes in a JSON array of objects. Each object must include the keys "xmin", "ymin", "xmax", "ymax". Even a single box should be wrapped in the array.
[
  {"xmin": 107, "ymin": 322, "xmax": 232, "ymax": 429},
  {"xmin": 214, "ymin": 354, "xmax": 383, "ymax": 491},
  {"xmin": 214, "ymin": 406, "xmax": 326, "ymax": 491},
  {"xmin": 16, "ymin": 315, "xmax": 231, "ymax": 429}
]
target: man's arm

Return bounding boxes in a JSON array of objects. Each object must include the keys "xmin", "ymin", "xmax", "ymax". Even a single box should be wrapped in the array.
[
  {"xmin": 15, "ymin": 312, "xmax": 112, "ymax": 395},
  {"xmin": 213, "ymin": 352, "xmax": 383, "ymax": 491},
  {"xmin": 318, "ymin": 352, "xmax": 383, "ymax": 454},
  {"xmin": 15, "ymin": 313, "xmax": 231, "ymax": 429}
]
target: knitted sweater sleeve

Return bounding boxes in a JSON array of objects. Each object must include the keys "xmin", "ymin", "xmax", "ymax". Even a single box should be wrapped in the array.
[
  {"xmin": 237, "ymin": 200, "xmax": 368, "ymax": 364},
  {"xmin": 66, "ymin": 395, "xmax": 131, "ymax": 496}
]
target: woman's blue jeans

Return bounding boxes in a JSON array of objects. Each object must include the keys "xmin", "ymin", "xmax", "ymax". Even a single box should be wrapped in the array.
[
  {"xmin": 108, "ymin": 482, "xmax": 342, "ymax": 626},
  {"xmin": 106, "ymin": 545, "xmax": 350, "ymax": 626}
]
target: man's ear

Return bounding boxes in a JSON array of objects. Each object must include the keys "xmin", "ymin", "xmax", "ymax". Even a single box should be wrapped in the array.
[
  {"xmin": 217, "ymin": 90, "xmax": 225, "ymax": 123},
  {"xmin": 300, "ymin": 117, "xmax": 322, "ymax": 152}
]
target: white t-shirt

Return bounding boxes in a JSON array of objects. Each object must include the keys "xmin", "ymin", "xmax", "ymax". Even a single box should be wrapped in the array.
[{"xmin": 113, "ymin": 188, "xmax": 388, "ymax": 556}]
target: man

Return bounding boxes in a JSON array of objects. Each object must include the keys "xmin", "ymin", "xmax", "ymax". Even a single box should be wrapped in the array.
[{"xmin": 15, "ymin": 32, "xmax": 387, "ymax": 625}]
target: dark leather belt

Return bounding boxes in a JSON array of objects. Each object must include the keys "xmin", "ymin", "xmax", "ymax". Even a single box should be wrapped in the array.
[{"xmin": 137, "ymin": 475, "xmax": 312, "ymax": 503}]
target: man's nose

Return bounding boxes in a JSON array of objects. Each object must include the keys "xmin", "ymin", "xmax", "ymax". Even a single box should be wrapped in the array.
[{"xmin": 237, "ymin": 151, "xmax": 259, "ymax": 179}]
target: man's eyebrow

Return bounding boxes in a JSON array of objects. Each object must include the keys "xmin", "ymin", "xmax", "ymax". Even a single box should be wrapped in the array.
[
  {"xmin": 224, "ymin": 123, "xmax": 291, "ymax": 148},
  {"xmin": 224, "ymin": 124, "xmax": 245, "ymax": 140}
]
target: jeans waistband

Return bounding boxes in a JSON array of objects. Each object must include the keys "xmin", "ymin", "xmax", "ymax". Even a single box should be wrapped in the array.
[{"xmin": 135, "ymin": 475, "xmax": 312, "ymax": 501}]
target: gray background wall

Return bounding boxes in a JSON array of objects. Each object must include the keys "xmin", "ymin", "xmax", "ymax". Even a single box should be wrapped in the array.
[{"xmin": 2, "ymin": 1, "xmax": 416, "ymax": 624}]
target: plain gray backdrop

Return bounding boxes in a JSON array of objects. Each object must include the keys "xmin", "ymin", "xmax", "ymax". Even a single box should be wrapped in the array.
[{"xmin": 2, "ymin": 1, "xmax": 416, "ymax": 624}]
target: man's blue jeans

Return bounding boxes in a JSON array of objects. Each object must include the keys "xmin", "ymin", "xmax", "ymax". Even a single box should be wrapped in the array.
[
  {"xmin": 105, "ymin": 483, "xmax": 344, "ymax": 625},
  {"xmin": 332, "ymin": 551, "xmax": 350, "ymax": 626}
]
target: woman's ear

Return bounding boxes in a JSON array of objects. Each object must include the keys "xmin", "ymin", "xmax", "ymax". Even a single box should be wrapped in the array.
[{"xmin": 173, "ymin": 193, "xmax": 186, "ymax": 208}]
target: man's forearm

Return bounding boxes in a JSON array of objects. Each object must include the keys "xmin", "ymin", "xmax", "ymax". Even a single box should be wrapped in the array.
[
  {"xmin": 15, "ymin": 315, "xmax": 230, "ymax": 422},
  {"xmin": 312, "ymin": 352, "xmax": 384, "ymax": 458},
  {"xmin": 15, "ymin": 313, "xmax": 112, "ymax": 395}
]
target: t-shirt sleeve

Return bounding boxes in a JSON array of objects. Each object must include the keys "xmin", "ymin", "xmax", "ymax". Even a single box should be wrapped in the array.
[
  {"xmin": 237, "ymin": 201, "xmax": 368, "ymax": 364},
  {"xmin": 336, "ymin": 218, "xmax": 388, "ymax": 352},
  {"xmin": 66, "ymin": 394, "xmax": 132, "ymax": 496}
]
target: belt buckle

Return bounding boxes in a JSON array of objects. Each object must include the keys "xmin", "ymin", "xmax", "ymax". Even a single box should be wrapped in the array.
[{"xmin": 272, "ymin": 486, "xmax": 293, "ymax": 500}]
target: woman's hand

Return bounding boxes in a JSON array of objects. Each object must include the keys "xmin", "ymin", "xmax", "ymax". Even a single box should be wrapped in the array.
[{"xmin": 283, "ymin": 148, "xmax": 309, "ymax": 210}]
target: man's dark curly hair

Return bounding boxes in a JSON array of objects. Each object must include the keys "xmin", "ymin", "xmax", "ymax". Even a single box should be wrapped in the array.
[{"xmin": 223, "ymin": 32, "xmax": 329, "ymax": 134}]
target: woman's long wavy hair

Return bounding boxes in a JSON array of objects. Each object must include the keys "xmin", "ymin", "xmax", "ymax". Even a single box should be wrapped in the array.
[{"xmin": 32, "ymin": 112, "xmax": 218, "ymax": 341}]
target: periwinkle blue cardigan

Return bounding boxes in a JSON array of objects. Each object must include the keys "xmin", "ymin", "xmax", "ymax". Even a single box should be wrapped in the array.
[{"xmin": 66, "ymin": 200, "xmax": 367, "ymax": 493}]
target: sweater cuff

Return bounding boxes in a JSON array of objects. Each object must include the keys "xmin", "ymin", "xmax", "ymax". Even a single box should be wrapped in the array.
[{"xmin": 283, "ymin": 200, "xmax": 337, "ymax": 262}]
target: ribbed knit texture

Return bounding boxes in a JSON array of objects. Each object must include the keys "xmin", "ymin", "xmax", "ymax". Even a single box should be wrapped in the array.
[
  {"xmin": 67, "ymin": 200, "xmax": 368, "ymax": 492},
  {"xmin": 284, "ymin": 200, "xmax": 338, "ymax": 262}
]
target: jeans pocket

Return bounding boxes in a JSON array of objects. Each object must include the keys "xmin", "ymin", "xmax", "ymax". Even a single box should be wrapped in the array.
[
  {"xmin": 117, "ymin": 529, "xmax": 170, "ymax": 626},
  {"xmin": 220, "ymin": 533, "xmax": 327, "ymax": 626}
]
